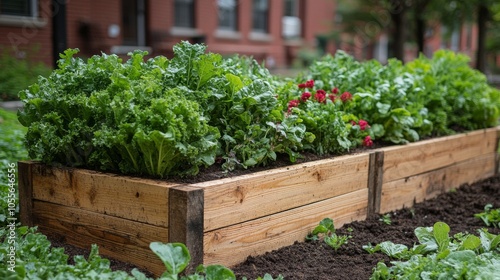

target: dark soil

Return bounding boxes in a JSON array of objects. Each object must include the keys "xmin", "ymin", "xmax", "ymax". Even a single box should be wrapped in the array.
[
  {"xmin": 231, "ymin": 174, "xmax": 500, "ymax": 280},
  {"xmin": 45, "ymin": 173, "xmax": 500, "ymax": 279}
]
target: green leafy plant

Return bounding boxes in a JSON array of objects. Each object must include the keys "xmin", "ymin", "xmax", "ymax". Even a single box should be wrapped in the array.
[
  {"xmin": 0, "ymin": 109, "xmax": 28, "ymax": 228},
  {"xmin": 1, "ymin": 225, "xmax": 278, "ymax": 280},
  {"xmin": 16, "ymin": 42, "xmax": 500, "ymax": 177},
  {"xmin": 379, "ymin": 214, "xmax": 392, "ymax": 225},
  {"xmin": 475, "ymin": 204, "xmax": 500, "ymax": 228},
  {"xmin": 306, "ymin": 218, "xmax": 351, "ymax": 251},
  {"xmin": 0, "ymin": 226, "xmax": 146, "ymax": 279},
  {"xmin": 367, "ymin": 222, "xmax": 500, "ymax": 279},
  {"xmin": 0, "ymin": 46, "xmax": 52, "ymax": 101},
  {"xmin": 149, "ymin": 242, "xmax": 235, "ymax": 280}
]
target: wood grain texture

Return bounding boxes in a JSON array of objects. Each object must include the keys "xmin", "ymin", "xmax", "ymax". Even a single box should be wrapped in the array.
[
  {"xmin": 382, "ymin": 127, "xmax": 498, "ymax": 183},
  {"xmin": 33, "ymin": 200, "xmax": 168, "ymax": 276},
  {"xmin": 31, "ymin": 163, "xmax": 176, "ymax": 226},
  {"xmin": 196, "ymin": 153, "xmax": 370, "ymax": 231},
  {"xmin": 18, "ymin": 161, "xmax": 33, "ymax": 227},
  {"xmin": 380, "ymin": 153, "xmax": 496, "ymax": 214},
  {"xmin": 203, "ymin": 188, "xmax": 368, "ymax": 267}
]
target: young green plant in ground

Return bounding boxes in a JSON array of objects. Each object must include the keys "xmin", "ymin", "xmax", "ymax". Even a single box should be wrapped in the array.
[
  {"xmin": 1, "ymin": 226, "xmax": 273, "ymax": 280},
  {"xmin": 475, "ymin": 204, "xmax": 500, "ymax": 228},
  {"xmin": 149, "ymin": 242, "xmax": 235, "ymax": 280},
  {"xmin": 0, "ymin": 109, "xmax": 28, "ymax": 228},
  {"xmin": 306, "ymin": 218, "xmax": 351, "ymax": 250},
  {"xmin": 365, "ymin": 221, "xmax": 500, "ymax": 279},
  {"xmin": 379, "ymin": 214, "xmax": 392, "ymax": 225},
  {"xmin": 0, "ymin": 226, "xmax": 145, "ymax": 279}
]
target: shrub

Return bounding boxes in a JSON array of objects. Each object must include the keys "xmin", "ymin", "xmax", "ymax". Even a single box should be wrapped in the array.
[{"xmin": 0, "ymin": 46, "xmax": 52, "ymax": 101}]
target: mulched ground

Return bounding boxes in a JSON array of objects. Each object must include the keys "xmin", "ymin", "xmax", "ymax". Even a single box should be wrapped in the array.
[{"xmin": 46, "ymin": 173, "xmax": 500, "ymax": 279}]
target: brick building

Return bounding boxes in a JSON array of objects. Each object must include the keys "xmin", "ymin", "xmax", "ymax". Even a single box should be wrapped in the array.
[
  {"xmin": 0, "ymin": 0, "xmax": 489, "ymax": 70},
  {"xmin": 0, "ymin": 0, "xmax": 337, "ymax": 68}
]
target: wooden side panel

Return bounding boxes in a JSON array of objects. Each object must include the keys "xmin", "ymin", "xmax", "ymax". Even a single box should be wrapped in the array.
[
  {"xmin": 31, "ymin": 163, "xmax": 175, "ymax": 226},
  {"xmin": 18, "ymin": 161, "xmax": 33, "ymax": 227},
  {"xmin": 197, "ymin": 153, "xmax": 370, "ymax": 231},
  {"xmin": 203, "ymin": 188, "xmax": 368, "ymax": 267},
  {"xmin": 382, "ymin": 128, "xmax": 498, "ymax": 183},
  {"xmin": 380, "ymin": 153, "xmax": 496, "ymax": 214},
  {"xmin": 33, "ymin": 201, "xmax": 167, "ymax": 276}
]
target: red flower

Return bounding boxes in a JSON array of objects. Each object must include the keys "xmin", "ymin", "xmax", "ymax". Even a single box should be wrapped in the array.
[
  {"xmin": 358, "ymin": 119, "xmax": 369, "ymax": 131},
  {"xmin": 350, "ymin": 120, "xmax": 356, "ymax": 126},
  {"xmin": 363, "ymin": 135, "xmax": 373, "ymax": 147},
  {"xmin": 298, "ymin": 83, "xmax": 307, "ymax": 89},
  {"xmin": 288, "ymin": 99, "xmax": 300, "ymax": 113},
  {"xmin": 340, "ymin": 91, "xmax": 352, "ymax": 102},
  {"xmin": 332, "ymin": 87, "xmax": 339, "ymax": 94},
  {"xmin": 305, "ymin": 79, "xmax": 314, "ymax": 88},
  {"xmin": 288, "ymin": 99, "xmax": 300, "ymax": 108},
  {"xmin": 314, "ymin": 92, "xmax": 326, "ymax": 103},
  {"xmin": 301, "ymin": 92, "xmax": 312, "ymax": 102},
  {"xmin": 329, "ymin": 94, "xmax": 337, "ymax": 102}
]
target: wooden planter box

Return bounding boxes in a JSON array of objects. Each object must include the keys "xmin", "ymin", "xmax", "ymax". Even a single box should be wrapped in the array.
[{"xmin": 19, "ymin": 127, "xmax": 500, "ymax": 275}]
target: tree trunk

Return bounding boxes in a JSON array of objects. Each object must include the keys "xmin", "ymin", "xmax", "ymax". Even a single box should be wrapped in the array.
[
  {"xmin": 415, "ymin": 0, "xmax": 430, "ymax": 56},
  {"xmin": 389, "ymin": 0, "xmax": 407, "ymax": 61},
  {"xmin": 476, "ymin": 4, "xmax": 489, "ymax": 72},
  {"xmin": 416, "ymin": 17, "xmax": 426, "ymax": 56}
]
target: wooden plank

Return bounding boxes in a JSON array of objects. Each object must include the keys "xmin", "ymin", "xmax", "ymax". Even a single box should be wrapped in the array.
[
  {"xmin": 380, "ymin": 153, "xmax": 496, "ymax": 214},
  {"xmin": 31, "ymin": 163, "xmax": 176, "ymax": 226},
  {"xmin": 168, "ymin": 186, "xmax": 204, "ymax": 273},
  {"xmin": 18, "ymin": 161, "xmax": 34, "ymax": 227},
  {"xmin": 195, "ymin": 153, "xmax": 370, "ymax": 231},
  {"xmin": 382, "ymin": 127, "xmax": 498, "ymax": 183},
  {"xmin": 33, "ymin": 200, "xmax": 168, "ymax": 276},
  {"xmin": 367, "ymin": 151, "xmax": 384, "ymax": 216},
  {"xmin": 203, "ymin": 188, "xmax": 368, "ymax": 267}
]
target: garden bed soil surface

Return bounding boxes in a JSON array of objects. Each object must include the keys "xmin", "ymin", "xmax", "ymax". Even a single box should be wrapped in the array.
[{"xmin": 46, "ymin": 173, "xmax": 500, "ymax": 279}]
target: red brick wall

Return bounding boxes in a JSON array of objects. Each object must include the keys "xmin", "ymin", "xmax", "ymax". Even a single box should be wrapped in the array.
[
  {"xmin": 0, "ymin": 0, "xmax": 337, "ymax": 68},
  {"xmin": 66, "ymin": 0, "xmax": 122, "ymax": 56},
  {"xmin": 0, "ymin": 0, "xmax": 53, "ymax": 67}
]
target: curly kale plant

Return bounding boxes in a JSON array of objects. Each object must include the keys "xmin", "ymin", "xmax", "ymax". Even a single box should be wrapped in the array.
[{"xmin": 18, "ymin": 48, "xmax": 219, "ymax": 177}]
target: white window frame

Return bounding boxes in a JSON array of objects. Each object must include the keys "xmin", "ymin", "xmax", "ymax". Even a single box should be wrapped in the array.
[{"xmin": 0, "ymin": 0, "xmax": 46, "ymax": 27}]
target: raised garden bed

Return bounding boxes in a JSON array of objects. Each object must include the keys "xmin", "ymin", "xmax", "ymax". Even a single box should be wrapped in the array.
[{"xmin": 19, "ymin": 126, "xmax": 500, "ymax": 276}]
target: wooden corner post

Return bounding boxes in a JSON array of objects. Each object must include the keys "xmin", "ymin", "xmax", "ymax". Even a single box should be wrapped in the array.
[
  {"xmin": 18, "ymin": 161, "xmax": 34, "ymax": 227},
  {"xmin": 496, "ymin": 127, "xmax": 500, "ymax": 175},
  {"xmin": 168, "ymin": 186, "xmax": 204, "ymax": 273},
  {"xmin": 367, "ymin": 151, "xmax": 384, "ymax": 216}
]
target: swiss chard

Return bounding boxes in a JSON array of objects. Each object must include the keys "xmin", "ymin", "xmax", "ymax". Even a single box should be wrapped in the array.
[{"xmin": 368, "ymin": 222, "xmax": 500, "ymax": 279}]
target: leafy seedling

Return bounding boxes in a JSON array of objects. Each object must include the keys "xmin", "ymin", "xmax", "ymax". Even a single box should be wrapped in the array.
[
  {"xmin": 474, "ymin": 204, "xmax": 500, "ymax": 228},
  {"xmin": 306, "ymin": 218, "xmax": 351, "ymax": 250},
  {"xmin": 379, "ymin": 214, "xmax": 392, "ymax": 225}
]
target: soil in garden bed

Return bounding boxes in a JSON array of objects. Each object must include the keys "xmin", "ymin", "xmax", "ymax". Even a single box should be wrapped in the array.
[
  {"xmin": 231, "ymin": 174, "xmax": 500, "ymax": 280},
  {"xmin": 45, "ymin": 173, "xmax": 500, "ymax": 279}
]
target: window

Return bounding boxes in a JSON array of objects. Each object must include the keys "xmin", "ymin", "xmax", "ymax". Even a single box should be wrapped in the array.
[
  {"xmin": 282, "ymin": 0, "xmax": 301, "ymax": 38},
  {"xmin": 218, "ymin": 0, "xmax": 237, "ymax": 31},
  {"xmin": 284, "ymin": 0, "xmax": 297, "ymax": 17},
  {"xmin": 252, "ymin": 0, "xmax": 268, "ymax": 33},
  {"xmin": 122, "ymin": 0, "xmax": 146, "ymax": 46},
  {"xmin": 0, "ymin": 0, "xmax": 37, "ymax": 17},
  {"xmin": 174, "ymin": 0, "xmax": 194, "ymax": 28}
]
